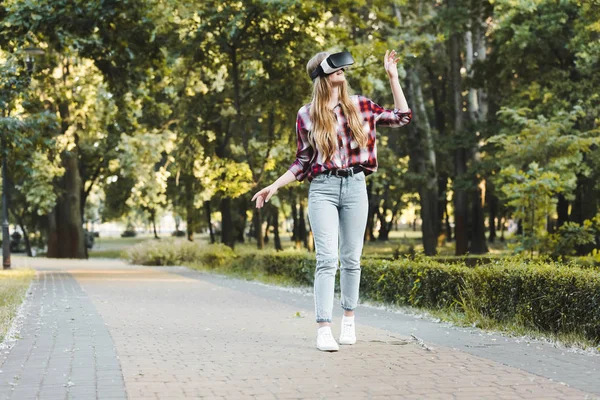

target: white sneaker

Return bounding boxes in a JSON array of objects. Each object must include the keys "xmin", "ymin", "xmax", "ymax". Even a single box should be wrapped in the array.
[
  {"xmin": 316, "ymin": 326, "xmax": 339, "ymax": 352},
  {"xmin": 339, "ymin": 316, "xmax": 356, "ymax": 345}
]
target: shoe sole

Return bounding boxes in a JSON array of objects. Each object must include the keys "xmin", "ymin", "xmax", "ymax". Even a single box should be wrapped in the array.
[
  {"xmin": 317, "ymin": 346, "xmax": 339, "ymax": 352},
  {"xmin": 339, "ymin": 338, "xmax": 356, "ymax": 345}
]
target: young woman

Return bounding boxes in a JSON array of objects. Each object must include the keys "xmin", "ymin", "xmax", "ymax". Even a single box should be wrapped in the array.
[{"xmin": 252, "ymin": 50, "xmax": 411, "ymax": 352}]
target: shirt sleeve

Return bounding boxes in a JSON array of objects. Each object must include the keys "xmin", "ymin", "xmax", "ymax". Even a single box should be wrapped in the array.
[
  {"xmin": 288, "ymin": 111, "xmax": 313, "ymax": 182},
  {"xmin": 369, "ymin": 99, "xmax": 412, "ymax": 128}
]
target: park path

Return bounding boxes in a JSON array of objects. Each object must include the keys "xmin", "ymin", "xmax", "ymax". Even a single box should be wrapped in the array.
[{"xmin": 0, "ymin": 256, "xmax": 597, "ymax": 400}]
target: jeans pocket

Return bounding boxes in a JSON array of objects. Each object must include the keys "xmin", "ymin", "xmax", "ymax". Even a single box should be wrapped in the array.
[{"xmin": 353, "ymin": 172, "xmax": 366, "ymax": 181}]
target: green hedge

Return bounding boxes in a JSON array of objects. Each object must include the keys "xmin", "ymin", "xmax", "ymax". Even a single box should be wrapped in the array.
[{"xmin": 127, "ymin": 242, "xmax": 600, "ymax": 343}]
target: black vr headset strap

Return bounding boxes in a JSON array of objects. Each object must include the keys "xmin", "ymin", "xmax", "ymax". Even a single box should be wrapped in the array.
[{"xmin": 310, "ymin": 66, "xmax": 324, "ymax": 81}]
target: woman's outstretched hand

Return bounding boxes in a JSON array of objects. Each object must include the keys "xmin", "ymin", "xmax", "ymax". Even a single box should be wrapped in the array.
[
  {"xmin": 384, "ymin": 49, "xmax": 400, "ymax": 79},
  {"xmin": 251, "ymin": 184, "xmax": 278, "ymax": 209}
]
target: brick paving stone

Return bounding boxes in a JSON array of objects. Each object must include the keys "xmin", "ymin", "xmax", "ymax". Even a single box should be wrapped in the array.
[
  {"xmin": 4, "ymin": 257, "xmax": 600, "ymax": 400},
  {"xmin": 0, "ymin": 269, "xmax": 127, "ymax": 400}
]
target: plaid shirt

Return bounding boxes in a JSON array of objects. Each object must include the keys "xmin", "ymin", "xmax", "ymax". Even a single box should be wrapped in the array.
[{"xmin": 288, "ymin": 95, "xmax": 412, "ymax": 182}]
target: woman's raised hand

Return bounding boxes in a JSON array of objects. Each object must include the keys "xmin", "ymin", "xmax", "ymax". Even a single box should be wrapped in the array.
[
  {"xmin": 251, "ymin": 184, "xmax": 278, "ymax": 209},
  {"xmin": 384, "ymin": 49, "xmax": 400, "ymax": 79}
]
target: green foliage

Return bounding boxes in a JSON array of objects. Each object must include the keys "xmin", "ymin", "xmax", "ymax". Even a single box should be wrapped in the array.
[
  {"xmin": 544, "ymin": 220, "xmax": 599, "ymax": 257},
  {"xmin": 491, "ymin": 104, "xmax": 600, "ymax": 254},
  {"xmin": 2, "ymin": 0, "xmax": 600, "ymax": 257},
  {"xmin": 499, "ymin": 162, "xmax": 563, "ymax": 254},
  {"xmin": 126, "ymin": 239, "xmax": 235, "ymax": 267}
]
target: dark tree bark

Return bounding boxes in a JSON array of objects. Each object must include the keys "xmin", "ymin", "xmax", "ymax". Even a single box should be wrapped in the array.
[
  {"xmin": 365, "ymin": 180, "xmax": 377, "ymax": 242},
  {"xmin": 499, "ymin": 213, "xmax": 506, "ymax": 242},
  {"xmin": 272, "ymin": 208, "xmax": 282, "ymax": 251},
  {"xmin": 377, "ymin": 187, "xmax": 391, "ymax": 241},
  {"xmin": 464, "ymin": 15, "xmax": 488, "ymax": 255},
  {"xmin": 220, "ymin": 197, "xmax": 235, "ymax": 248},
  {"xmin": 235, "ymin": 198, "xmax": 248, "ymax": 243},
  {"xmin": 470, "ymin": 184, "xmax": 489, "ymax": 253},
  {"xmin": 445, "ymin": 205, "xmax": 453, "ymax": 241},
  {"xmin": 377, "ymin": 217, "xmax": 390, "ymax": 241},
  {"xmin": 299, "ymin": 202, "xmax": 308, "ymax": 249},
  {"xmin": 407, "ymin": 67, "xmax": 439, "ymax": 255},
  {"xmin": 46, "ymin": 86, "xmax": 86, "ymax": 259},
  {"xmin": 438, "ymin": 176, "xmax": 453, "ymax": 242},
  {"xmin": 150, "ymin": 209, "xmax": 159, "ymax": 239},
  {"xmin": 16, "ymin": 215, "xmax": 32, "ymax": 257},
  {"xmin": 571, "ymin": 174, "xmax": 598, "ymax": 255},
  {"xmin": 291, "ymin": 195, "xmax": 301, "ymax": 248},
  {"xmin": 556, "ymin": 194, "xmax": 569, "ymax": 228},
  {"xmin": 253, "ymin": 207, "xmax": 264, "ymax": 249},
  {"xmin": 449, "ymin": 20, "xmax": 469, "ymax": 255},
  {"xmin": 488, "ymin": 188, "xmax": 498, "ymax": 243},
  {"xmin": 204, "ymin": 201, "xmax": 215, "ymax": 244},
  {"xmin": 263, "ymin": 213, "xmax": 271, "ymax": 244},
  {"xmin": 185, "ymin": 175, "xmax": 195, "ymax": 241},
  {"xmin": 46, "ymin": 151, "xmax": 86, "ymax": 259}
]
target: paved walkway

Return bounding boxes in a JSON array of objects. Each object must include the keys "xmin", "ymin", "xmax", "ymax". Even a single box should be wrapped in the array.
[{"xmin": 0, "ymin": 257, "xmax": 597, "ymax": 400}]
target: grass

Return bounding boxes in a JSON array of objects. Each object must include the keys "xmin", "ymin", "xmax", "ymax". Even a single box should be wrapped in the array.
[
  {"xmin": 426, "ymin": 307, "xmax": 600, "ymax": 352},
  {"xmin": 88, "ymin": 249, "xmax": 126, "ymax": 259},
  {"xmin": 186, "ymin": 261, "xmax": 300, "ymax": 287},
  {"xmin": 89, "ymin": 229, "xmax": 517, "ymax": 260},
  {"xmin": 0, "ymin": 268, "xmax": 35, "ymax": 342},
  {"xmin": 93, "ymin": 235, "xmax": 153, "ymax": 248},
  {"xmin": 88, "ymin": 235, "xmax": 157, "ymax": 259}
]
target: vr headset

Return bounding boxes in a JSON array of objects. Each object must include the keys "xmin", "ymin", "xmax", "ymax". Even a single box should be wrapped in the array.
[{"xmin": 309, "ymin": 51, "xmax": 354, "ymax": 81}]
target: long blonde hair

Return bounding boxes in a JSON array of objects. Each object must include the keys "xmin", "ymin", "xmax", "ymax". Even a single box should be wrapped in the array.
[{"xmin": 306, "ymin": 52, "xmax": 368, "ymax": 162}]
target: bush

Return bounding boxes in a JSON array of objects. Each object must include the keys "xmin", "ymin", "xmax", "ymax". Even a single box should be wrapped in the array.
[{"xmin": 125, "ymin": 239, "xmax": 235, "ymax": 267}]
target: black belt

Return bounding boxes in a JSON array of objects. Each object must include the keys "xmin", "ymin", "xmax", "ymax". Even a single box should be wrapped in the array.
[{"xmin": 323, "ymin": 166, "xmax": 363, "ymax": 177}]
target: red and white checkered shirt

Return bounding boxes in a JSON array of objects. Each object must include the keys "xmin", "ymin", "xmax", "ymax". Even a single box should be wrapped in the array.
[{"xmin": 288, "ymin": 95, "xmax": 412, "ymax": 182}]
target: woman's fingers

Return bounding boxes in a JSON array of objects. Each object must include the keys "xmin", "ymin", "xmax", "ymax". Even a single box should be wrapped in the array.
[
  {"xmin": 251, "ymin": 190, "xmax": 263, "ymax": 202},
  {"xmin": 252, "ymin": 186, "xmax": 276, "ymax": 208}
]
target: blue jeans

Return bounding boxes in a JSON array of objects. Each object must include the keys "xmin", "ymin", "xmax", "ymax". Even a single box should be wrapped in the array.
[{"xmin": 308, "ymin": 171, "xmax": 369, "ymax": 323}]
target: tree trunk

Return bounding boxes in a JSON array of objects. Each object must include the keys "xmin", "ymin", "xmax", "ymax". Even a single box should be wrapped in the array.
[
  {"xmin": 556, "ymin": 194, "xmax": 569, "ymax": 228},
  {"xmin": 220, "ymin": 197, "xmax": 235, "ymax": 248},
  {"xmin": 236, "ymin": 198, "xmax": 248, "ymax": 243},
  {"xmin": 365, "ymin": 180, "xmax": 377, "ymax": 241},
  {"xmin": 263, "ymin": 212, "xmax": 271, "ymax": 244},
  {"xmin": 465, "ymin": 13, "xmax": 488, "ymax": 255},
  {"xmin": 377, "ymin": 188, "xmax": 390, "ymax": 241},
  {"xmin": 272, "ymin": 208, "xmax": 282, "ymax": 251},
  {"xmin": 449, "ymin": 22, "xmax": 468, "ymax": 255},
  {"xmin": 408, "ymin": 67, "xmax": 439, "ymax": 255},
  {"xmin": 470, "ymin": 183, "xmax": 488, "ymax": 254},
  {"xmin": 150, "ymin": 209, "xmax": 159, "ymax": 239},
  {"xmin": 291, "ymin": 196, "xmax": 301, "ymax": 249},
  {"xmin": 299, "ymin": 202, "xmax": 308, "ymax": 249},
  {"xmin": 571, "ymin": 174, "xmax": 598, "ymax": 255},
  {"xmin": 439, "ymin": 176, "xmax": 452, "ymax": 241},
  {"xmin": 16, "ymin": 217, "xmax": 32, "ymax": 257},
  {"xmin": 204, "ymin": 200, "xmax": 215, "ymax": 244},
  {"xmin": 253, "ymin": 207, "xmax": 264, "ymax": 249},
  {"xmin": 488, "ymin": 187, "xmax": 498, "ymax": 244},
  {"xmin": 445, "ymin": 205, "xmax": 452, "ymax": 241},
  {"xmin": 185, "ymin": 175, "xmax": 195, "ymax": 241},
  {"xmin": 46, "ymin": 151, "xmax": 86, "ymax": 259},
  {"xmin": 378, "ymin": 216, "xmax": 390, "ymax": 241}
]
